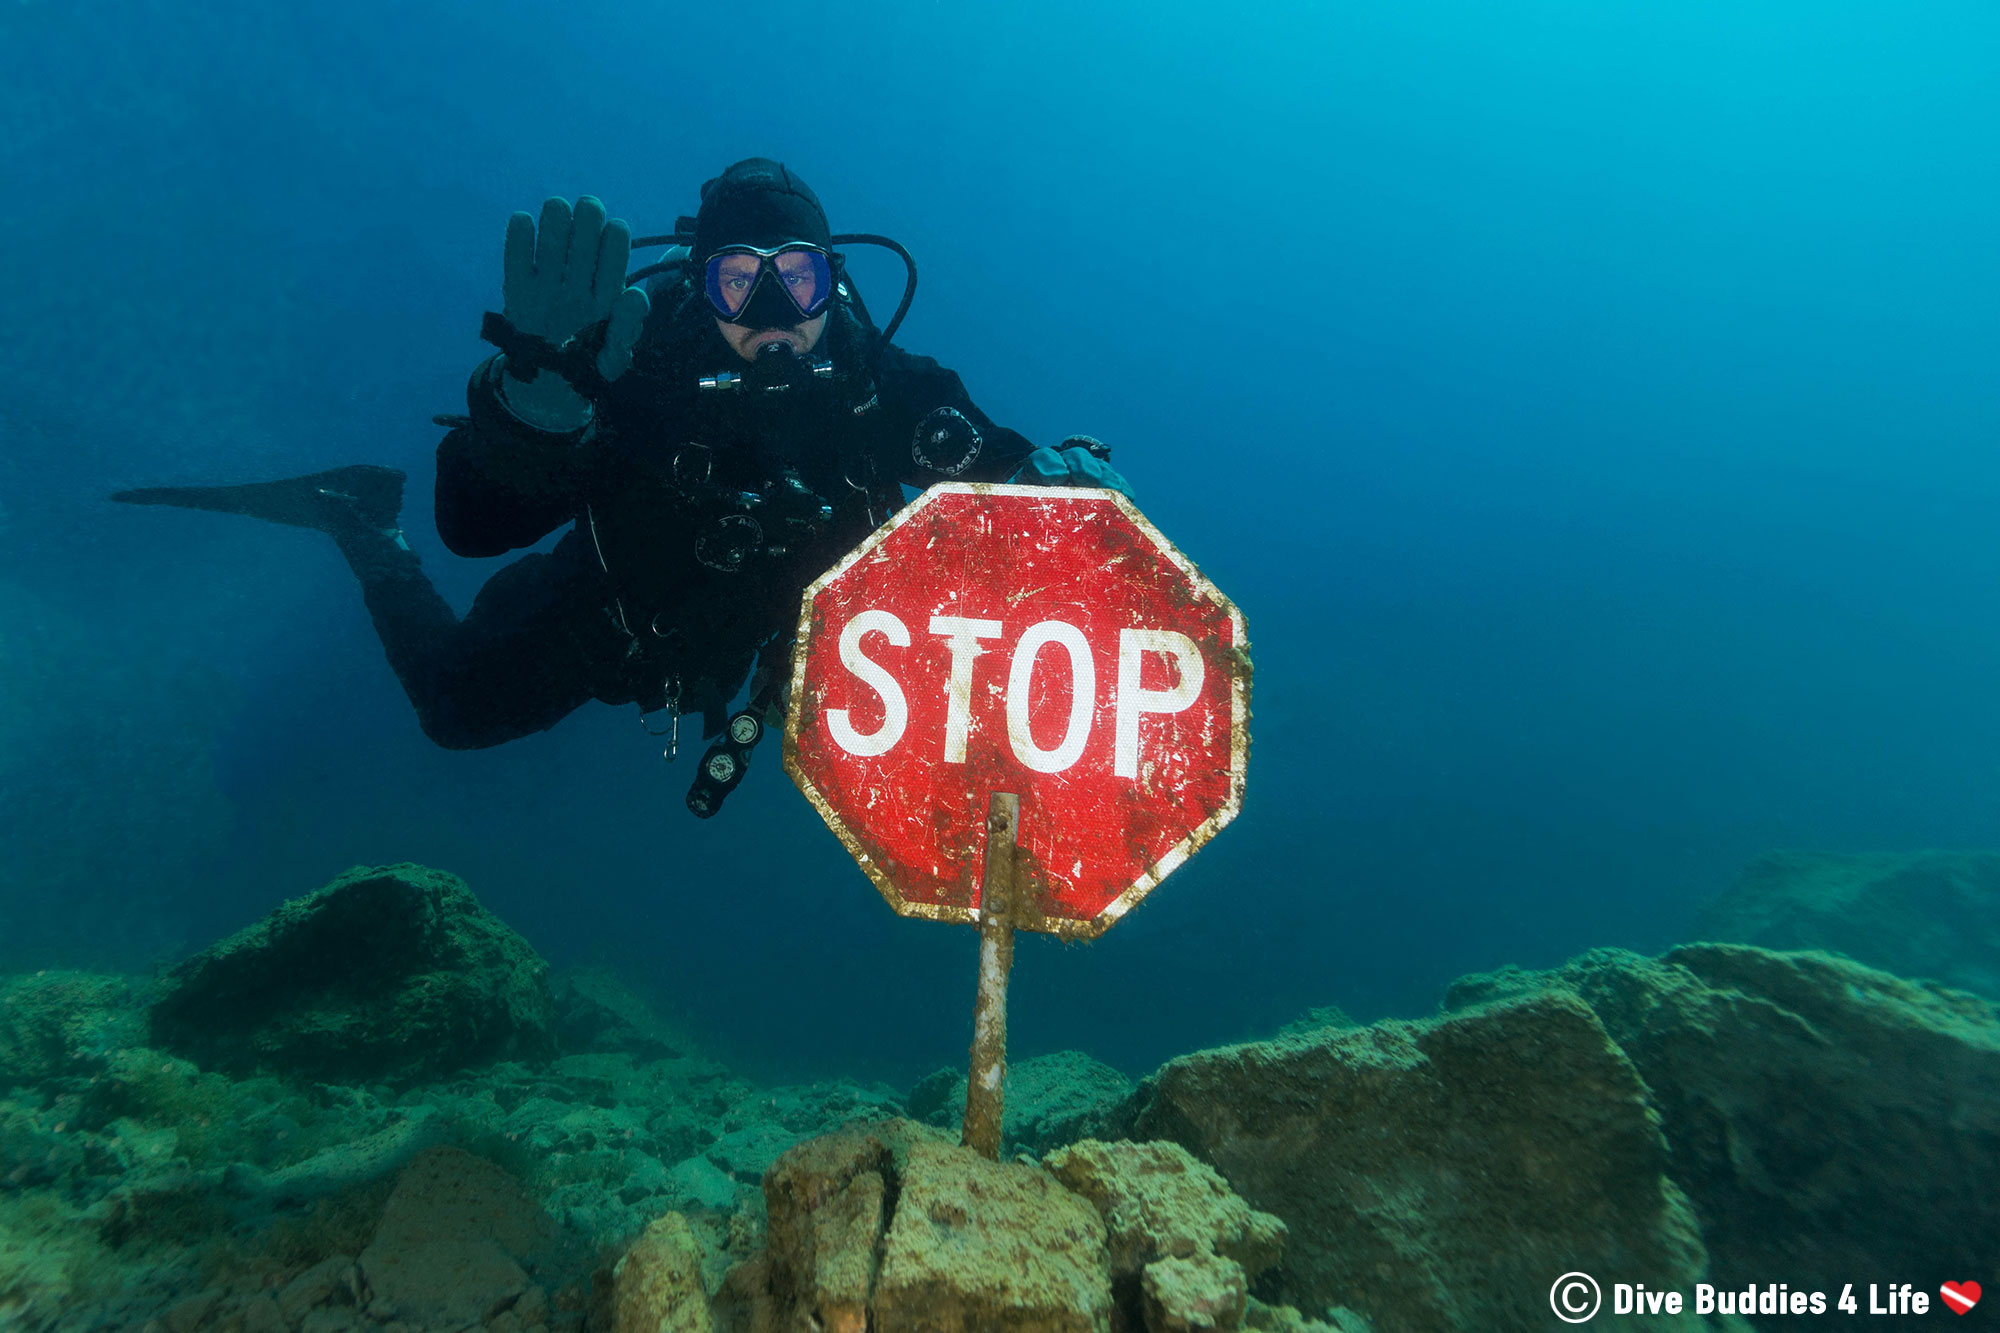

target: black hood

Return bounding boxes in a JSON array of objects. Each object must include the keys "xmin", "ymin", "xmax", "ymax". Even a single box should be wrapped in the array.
[{"xmin": 693, "ymin": 158, "xmax": 831, "ymax": 260}]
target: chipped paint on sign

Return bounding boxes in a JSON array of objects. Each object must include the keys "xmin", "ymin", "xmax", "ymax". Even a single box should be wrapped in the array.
[{"xmin": 781, "ymin": 483, "xmax": 1250, "ymax": 940}]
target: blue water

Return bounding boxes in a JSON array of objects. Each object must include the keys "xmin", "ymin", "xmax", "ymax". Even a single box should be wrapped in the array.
[{"xmin": 3, "ymin": 0, "xmax": 1996, "ymax": 1083}]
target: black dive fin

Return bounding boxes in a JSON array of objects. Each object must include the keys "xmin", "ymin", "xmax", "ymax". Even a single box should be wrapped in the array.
[{"xmin": 112, "ymin": 465, "xmax": 407, "ymax": 533}]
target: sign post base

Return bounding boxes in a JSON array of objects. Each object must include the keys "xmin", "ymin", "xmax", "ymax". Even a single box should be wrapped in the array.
[{"xmin": 962, "ymin": 791, "xmax": 1018, "ymax": 1159}]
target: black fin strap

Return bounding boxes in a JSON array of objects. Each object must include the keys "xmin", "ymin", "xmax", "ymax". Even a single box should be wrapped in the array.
[{"xmin": 479, "ymin": 311, "xmax": 612, "ymax": 398}]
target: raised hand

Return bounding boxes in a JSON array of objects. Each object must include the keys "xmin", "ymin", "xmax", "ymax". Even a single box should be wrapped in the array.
[{"xmin": 497, "ymin": 195, "xmax": 650, "ymax": 430}]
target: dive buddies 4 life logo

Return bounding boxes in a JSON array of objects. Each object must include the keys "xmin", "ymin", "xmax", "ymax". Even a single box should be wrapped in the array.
[{"xmin": 1549, "ymin": 1274, "xmax": 1984, "ymax": 1321}]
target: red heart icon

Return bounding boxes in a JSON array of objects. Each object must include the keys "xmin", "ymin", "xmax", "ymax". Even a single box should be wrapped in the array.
[{"xmin": 1941, "ymin": 1282, "xmax": 1981, "ymax": 1316}]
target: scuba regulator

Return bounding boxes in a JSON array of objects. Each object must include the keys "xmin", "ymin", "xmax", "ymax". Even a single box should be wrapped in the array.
[
  {"xmin": 691, "ymin": 343, "xmax": 842, "ymax": 572},
  {"xmin": 688, "ymin": 468, "xmax": 837, "ymax": 575},
  {"xmin": 699, "ymin": 338, "xmax": 835, "ymax": 396}
]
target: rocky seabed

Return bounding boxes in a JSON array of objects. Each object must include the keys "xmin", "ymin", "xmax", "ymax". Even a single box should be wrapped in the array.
[{"xmin": 3, "ymin": 861, "xmax": 1995, "ymax": 1332}]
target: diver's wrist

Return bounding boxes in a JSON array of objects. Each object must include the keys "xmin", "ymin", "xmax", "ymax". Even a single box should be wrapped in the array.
[{"xmin": 495, "ymin": 356, "xmax": 595, "ymax": 433}]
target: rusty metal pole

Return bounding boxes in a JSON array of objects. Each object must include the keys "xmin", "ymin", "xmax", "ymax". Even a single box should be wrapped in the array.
[{"xmin": 962, "ymin": 791, "xmax": 1018, "ymax": 1159}]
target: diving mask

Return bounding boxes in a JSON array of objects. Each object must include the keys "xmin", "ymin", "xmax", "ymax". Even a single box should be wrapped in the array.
[{"xmin": 703, "ymin": 244, "xmax": 835, "ymax": 328}]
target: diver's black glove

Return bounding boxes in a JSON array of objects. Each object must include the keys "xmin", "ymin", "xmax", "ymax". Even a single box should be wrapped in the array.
[
  {"xmin": 1010, "ymin": 437, "xmax": 1135, "ymax": 500},
  {"xmin": 490, "ymin": 196, "xmax": 650, "ymax": 432}
]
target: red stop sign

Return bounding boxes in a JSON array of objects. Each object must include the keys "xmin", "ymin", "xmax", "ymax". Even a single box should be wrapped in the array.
[{"xmin": 782, "ymin": 483, "xmax": 1248, "ymax": 939}]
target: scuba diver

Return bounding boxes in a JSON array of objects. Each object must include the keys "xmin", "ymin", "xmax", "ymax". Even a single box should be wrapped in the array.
[{"xmin": 113, "ymin": 158, "xmax": 1131, "ymax": 816}]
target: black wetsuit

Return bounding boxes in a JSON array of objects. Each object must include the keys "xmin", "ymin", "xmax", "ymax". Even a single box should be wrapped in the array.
[{"xmin": 356, "ymin": 279, "xmax": 1036, "ymax": 750}]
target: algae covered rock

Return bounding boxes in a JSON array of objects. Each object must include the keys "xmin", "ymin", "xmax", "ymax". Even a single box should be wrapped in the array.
[
  {"xmin": 149, "ymin": 863, "xmax": 556, "ymax": 1082},
  {"xmin": 740, "ymin": 1124, "xmax": 1336, "ymax": 1333},
  {"xmin": 763, "ymin": 1126, "xmax": 893, "ymax": 1331},
  {"xmin": 1272, "ymin": 1005, "xmax": 1357, "ymax": 1040},
  {"xmin": 612, "ymin": 1211, "xmax": 713, "ymax": 1333},
  {"xmin": 1243, "ymin": 1297, "xmax": 1373, "ymax": 1333},
  {"xmin": 873, "ymin": 1135, "xmax": 1112, "ymax": 1333},
  {"xmin": 1142, "ymin": 1252, "xmax": 1246, "ymax": 1333},
  {"xmin": 1044, "ymin": 1138, "xmax": 1284, "ymax": 1281},
  {"xmin": 1694, "ymin": 849, "xmax": 2000, "ymax": 997},
  {"xmin": 745, "ymin": 1119, "xmax": 1111, "ymax": 1332},
  {"xmin": 908, "ymin": 1050, "xmax": 1134, "ymax": 1155},
  {"xmin": 0, "ymin": 971, "xmax": 143, "ymax": 1088},
  {"xmin": 1449, "ymin": 944, "xmax": 2000, "ymax": 1303},
  {"xmin": 1127, "ymin": 990, "xmax": 1734, "ymax": 1333}
]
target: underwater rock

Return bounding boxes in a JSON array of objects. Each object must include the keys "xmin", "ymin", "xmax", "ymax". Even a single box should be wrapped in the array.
[
  {"xmin": 241, "ymin": 1292, "xmax": 284, "ymax": 1331},
  {"xmin": 612, "ymin": 1211, "xmax": 714, "ymax": 1333},
  {"xmin": 1241, "ymin": 1297, "xmax": 1373, "ymax": 1333},
  {"xmin": 552, "ymin": 966, "xmax": 688, "ymax": 1060},
  {"xmin": 1695, "ymin": 849, "xmax": 2000, "ymax": 997},
  {"xmin": 1125, "ymin": 990, "xmax": 1737, "ymax": 1333},
  {"xmin": 276, "ymin": 1254, "xmax": 361, "ymax": 1326},
  {"xmin": 357, "ymin": 1145, "xmax": 563, "ymax": 1328},
  {"xmin": 706, "ymin": 1121, "xmax": 802, "ymax": 1183},
  {"xmin": 1447, "ymin": 944, "xmax": 2000, "ymax": 1303},
  {"xmin": 162, "ymin": 1288, "xmax": 223, "ymax": 1332},
  {"xmin": 224, "ymin": 1105, "xmax": 446, "ymax": 1203},
  {"xmin": 1044, "ymin": 1138, "xmax": 1285, "ymax": 1282},
  {"xmin": 149, "ymin": 863, "xmax": 557, "ymax": 1082},
  {"xmin": 662, "ymin": 1155, "xmax": 741, "ymax": 1213},
  {"xmin": 1272, "ymin": 1005, "xmax": 1357, "ymax": 1039},
  {"xmin": 905, "ymin": 1067, "xmax": 956, "ymax": 1121},
  {"xmin": 1141, "ymin": 1252, "xmax": 1247, "ymax": 1333},
  {"xmin": 907, "ymin": 1050, "xmax": 1134, "ymax": 1155},
  {"xmin": 0, "ymin": 970, "xmax": 143, "ymax": 1088},
  {"xmin": 722, "ymin": 1124, "xmax": 1336, "ymax": 1333},
  {"xmin": 873, "ymin": 1134, "xmax": 1112, "ymax": 1333},
  {"xmin": 764, "ymin": 1127, "xmax": 891, "ymax": 1332},
  {"xmin": 743, "ymin": 1119, "xmax": 1111, "ymax": 1332},
  {"xmin": 1044, "ymin": 1139, "xmax": 1367, "ymax": 1333}
]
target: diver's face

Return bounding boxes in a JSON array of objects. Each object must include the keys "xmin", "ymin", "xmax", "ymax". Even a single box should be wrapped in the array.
[{"xmin": 717, "ymin": 313, "xmax": 828, "ymax": 362}]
